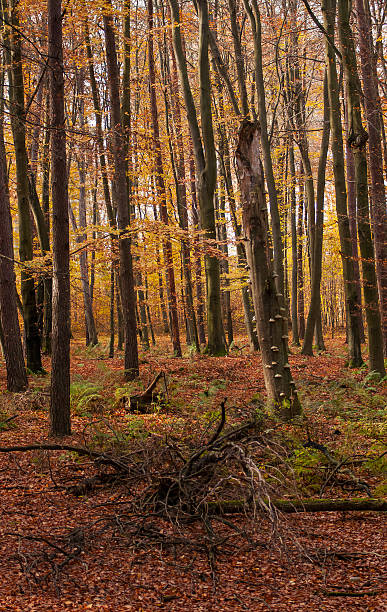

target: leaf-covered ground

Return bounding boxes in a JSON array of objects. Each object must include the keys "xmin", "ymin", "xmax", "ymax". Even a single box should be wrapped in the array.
[{"xmin": 0, "ymin": 336, "xmax": 385, "ymax": 611}]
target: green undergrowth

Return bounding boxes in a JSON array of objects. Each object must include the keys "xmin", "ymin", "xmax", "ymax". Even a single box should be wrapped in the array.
[{"xmin": 70, "ymin": 376, "xmax": 103, "ymax": 417}]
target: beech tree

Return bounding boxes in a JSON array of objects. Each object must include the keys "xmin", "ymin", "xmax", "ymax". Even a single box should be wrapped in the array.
[
  {"xmin": 236, "ymin": 121, "xmax": 301, "ymax": 418},
  {"xmin": 168, "ymin": 0, "xmax": 226, "ymax": 355},
  {"xmin": 103, "ymin": 0, "xmax": 139, "ymax": 379}
]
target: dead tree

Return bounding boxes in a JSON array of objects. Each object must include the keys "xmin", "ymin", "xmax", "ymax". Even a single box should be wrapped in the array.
[{"xmin": 236, "ymin": 121, "xmax": 301, "ymax": 418}]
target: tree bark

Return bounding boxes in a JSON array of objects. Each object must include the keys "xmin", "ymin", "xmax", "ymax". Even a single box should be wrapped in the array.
[
  {"xmin": 148, "ymin": 0, "xmax": 181, "ymax": 356},
  {"xmin": 168, "ymin": 0, "xmax": 225, "ymax": 355},
  {"xmin": 242, "ymin": 0, "xmax": 286, "ymax": 301},
  {"xmin": 167, "ymin": 24, "xmax": 199, "ymax": 351},
  {"xmin": 236, "ymin": 121, "xmax": 301, "ymax": 418},
  {"xmin": 48, "ymin": 0, "xmax": 71, "ymax": 436},
  {"xmin": 322, "ymin": 0, "xmax": 363, "ymax": 367},
  {"xmin": 207, "ymin": 497, "xmax": 387, "ymax": 514},
  {"xmin": 4, "ymin": 0, "xmax": 42, "ymax": 373},
  {"xmin": 301, "ymin": 73, "xmax": 330, "ymax": 356},
  {"xmin": 355, "ymin": 0, "xmax": 387, "ymax": 356},
  {"xmin": 103, "ymin": 1, "xmax": 139, "ymax": 379},
  {"xmin": 289, "ymin": 142, "xmax": 299, "ymax": 346},
  {"xmin": 338, "ymin": 0, "xmax": 385, "ymax": 375},
  {"xmin": 0, "ymin": 96, "xmax": 28, "ymax": 392},
  {"xmin": 74, "ymin": 69, "xmax": 98, "ymax": 346}
]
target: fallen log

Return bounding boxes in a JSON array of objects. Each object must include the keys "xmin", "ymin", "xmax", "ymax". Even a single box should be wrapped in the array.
[{"xmin": 206, "ymin": 497, "xmax": 387, "ymax": 514}]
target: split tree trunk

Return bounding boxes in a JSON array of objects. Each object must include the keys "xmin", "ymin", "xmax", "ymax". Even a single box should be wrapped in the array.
[{"xmin": 236, "ymin": 121, "xmax": 301, "ymax": 418}]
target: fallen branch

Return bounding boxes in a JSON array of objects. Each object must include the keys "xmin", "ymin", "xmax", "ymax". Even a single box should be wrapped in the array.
[
  {"xmin": 206, "ymin": 497, "xmax": 387, "ymax": 514},
  {"xmin": 128, "ymin": 371, "xmax": 167, "ymax": 413},
  {"xmin": 0, "ymin": 443, "xmax": 128, "ymax": 471},
  {"xmin": 322, "ymin": 590, "xmax": 380, "ymax": 597},
  {"xmin": 0, "ymin": 414, "xmax": 19, "ymax": 428},
  {"xmin": 0, "ymin": 443, "xmax": 97, "ymax": 456}
]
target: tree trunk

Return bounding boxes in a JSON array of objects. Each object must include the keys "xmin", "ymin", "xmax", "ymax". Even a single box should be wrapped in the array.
[
  {"xmin": 74, "ymin": 69, "xmax": 98, "ymax": 346},
  {"xmin": 0, "ymin": 98, "xmax": 28, "ymax": 392},
  {"xmin": 148, "ymin": 0, "xmax": 181, "ymax": 357},
  {"xmin": 109, "ymin": 264, "xmax": 115, "ymax": 358},
  {"xmin": 297, "ymin": 164, "xmax": 305, "ymax": 339},
  {"xmin": 289, "ymin": 142, "xmax": 299, "ymax": 346},
  {"xmin": 338, "ymin": 0, "xmax": 385, "ymax": 376},
  {"xmin": 41, "ymin": 92, "xmax": 52, "ymax": 354},
  {"xmin": 48, "ymin": 0, "xmax": 71, "ymax": 436},
  {"xmin": 228, "ymin": 0, "xmax": 250, "ymax": 117},
  {"xmin": 344, "ymin": 111, "xmax": 365, "ymax": 343},
  {"xmin": 103, "ymin": 2, "xmax": 139, "ymax": 380},
  {"xmin": 243, "ymin": 0, "xmax": 286, "ymax": 302},
  {"xmin": 355, "ymin": 0, "xmax": 387, "ymax": 356},
  {"xmin": 301, "ymin": 73, "xmax": 330, "ymax": 356},
  {"xmin": 322, "ymin": 0, "xmax": 363, "ymax": 367},
  {"xmin": 167, "ymin": 27, "xmax": 199, "ymax": 351},
  {"xmin": 4, "ymin": 0, "xmax": 42, "ymax": 373},
  {"xmin": 168, "ymin": 0, "xmax": 225, "ymax": 355},
  {"xmin": 236, "ymin": 121, "xmax": 301, "ymax": 418},
  {"xmin": 190, "ymin": 158, "xmax": 206, "ymax": 345}
]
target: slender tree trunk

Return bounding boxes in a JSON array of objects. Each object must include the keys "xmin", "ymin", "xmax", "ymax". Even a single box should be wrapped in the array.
[
  {"xmin": 297, "ymin": 166, "xmax": 305, "ymax": 339},
  {"xmin": 108, "ymin": 264, "xmax": 115, "ymax": 358},
  {"xmin": 322, "ymin": 0, "xmax": 363, "ymax": 366},
  {"xmin": 344, "ymin": 111, "xmax": 365, "ymax": 343},
  {"xmin": 137, "ymin": 271, "xmax": 150, "ymax": 351},
  {"xmin": 236, "ymin": 122, "xmax": 301, "ymax": 418},
  {"xmin": 301, "ymin": 73, "xmax": 330, "ymax": 356},
  {"xmin": 115, "ymin": 270, "xmax": 124, "ymax": 351},
  {"xmin": 49, "ymin": 0, "xmax": 71, "ymax": 436},
  {"xmin": 41, "ymin": 93, "xmax": 52, "ymax": 355},
  {"xmin": 4, "ymin": 0, "xmax": 42, "ymax": 373},
  {"xmin": 228, "ymin": 0, "xmax": 250, "ymax": 117},
  {"xmin": 103, "ymin": 2, "xmax": 139, "ymax": 379},
  {"xmin": 84, "ymin": 19, "xmax": 115, "ymax": 227},
  {"xmin": 169, "ymin": 0, "xmax": 225, "ymax": 354},
  {"xmin": 74, "ymin": 70, "xmax": 98, "ymax": 346},
  {"xmin": 167, "ymin": 29, "xmax": 199, "ymax": 350},
  {"xmin": 289, "ymin": 142, "xmax": 299, "ymax": 346},
  {"xmin": 355, "ymin": 0, "xmax": 387, "ymax": 355},
  {"xmin": 242, "ymin": 0, "xmax": 285, "ymax": 300},
  {"xmin": 189, "ymin": 157, "xmax": 206, "ymax": 345},
  {"xmin": 338, "ymin": 0, "xmax": 385, "ymax": 375},
  {"xmin": 0, "ymin": 98, "xmax": 27, "ymax": 392},
  {"xmin": 148, "ymin": 0, "xmax": 181, "ymax": 356}
]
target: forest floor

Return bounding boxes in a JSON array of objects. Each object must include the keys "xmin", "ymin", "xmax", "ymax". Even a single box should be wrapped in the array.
[{"xmin": 0, "ymin": 335, "xmax": 386, "ymax": 611}]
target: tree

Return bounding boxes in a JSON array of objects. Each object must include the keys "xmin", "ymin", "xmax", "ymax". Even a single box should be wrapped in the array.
[
  {"xmin": 103, "ymin": 0, "xmax": 139, "ymax": 379},
  {"xmin": 321, "ymin": 0, "xmax": 363, "ymax": 367},
  {"xmin": 0, "ymin": 89, "xmax": 28, "ymax": 392},
  {"xmin": 2, "ymin": 0, "xmax": 42, "ymax": 373},
  {"xmin": 147, "ymin": 0, "xmax": 181, "ymax": 356},
  {"xmin": 236, "ymin": 121, "xmax": 301, "ymax": 418},
  {"xmin": 338, "ymin": 0, "xmax": 385, "ymax": 375},
  {"xmin": 48, "ymin": 0, "xmax": 71, "ymax": 436},
  {"xmin": 355, "ymin": 0, "xmax": 387, "ymax": 356},
  {"xmin": 168, "ymin": 0, "xmax": 226, "ymax": 355}
]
